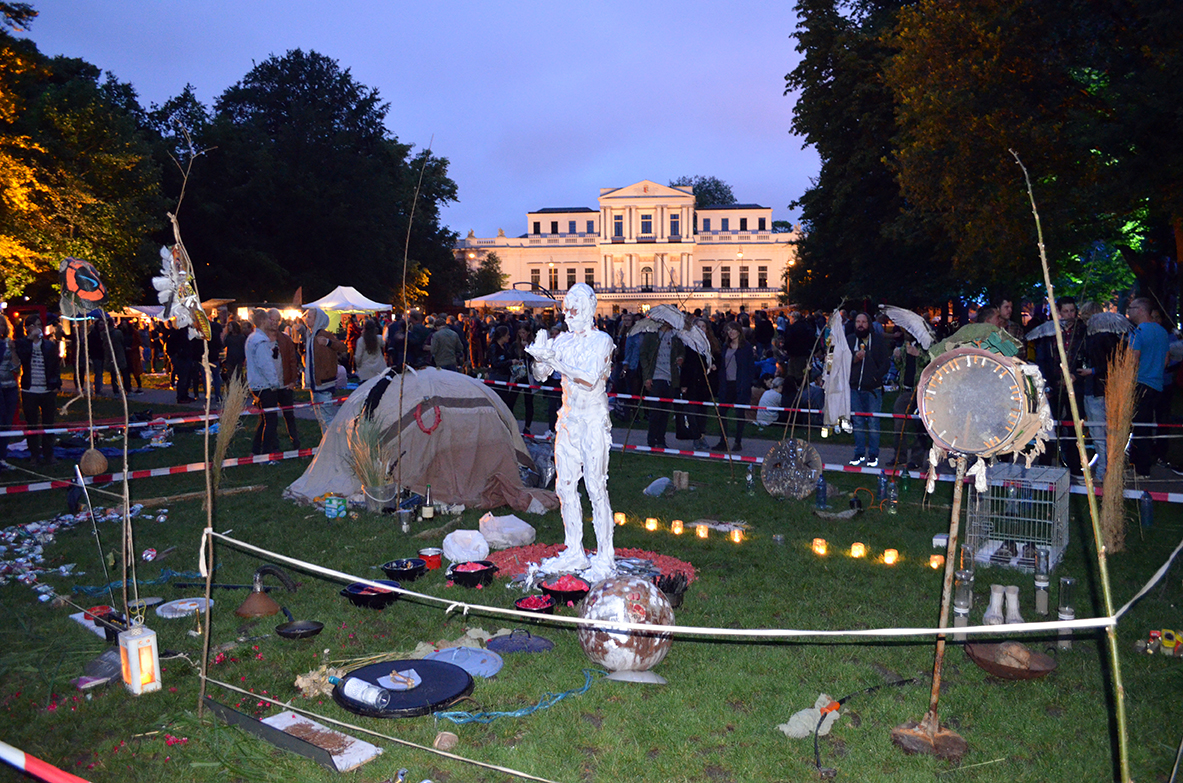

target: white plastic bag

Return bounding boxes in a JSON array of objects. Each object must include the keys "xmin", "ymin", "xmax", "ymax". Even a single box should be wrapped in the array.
[
  {"xmin": 479, "ymin": 512, "xmax": 536, "ymax": 550},
  {"xmin": 442, "ymin": 530, "xmax": 490, "ymax": 563}
]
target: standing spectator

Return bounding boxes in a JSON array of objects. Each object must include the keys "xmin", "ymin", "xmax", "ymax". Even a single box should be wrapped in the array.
[
  {"xmin": 268, "ymin": 309, "xmax": 302, "ymax": 451},
  {"xmin": 785, "ymin": 310, "xmax": 815, "ymax": 385},
  {"xmin": 430, "ymin": 316, "xmax": 464, "ymax": 373},
  {"xmin": 511, "ymin": 325, "xmax": 537, "ymax": 436},
  {"xmin": 353, "ymin": 318, "xmax": 387, "ymax": 381},
  {"xmin": 301, "ymin": 308, "xmax": 347, "ymax": 433},
  {"xmin": 102, "ymin": 317, "xmax": 129, "ymax": 394},
  {"xmin": 406, "ymin": 311, "xmax": 430, "ymax": 367},
  {"xmin": 245, "ymin": 309, "xmax": 280, "ymax": 456},
  {"xmin": 223, "ymin": 321, "xmax": 246, "ymax": 382},
  {"xmin": 640, "ymin": 322, "xmax": 684, "ymax": 450},
  {"xmin": 1128, "ymin": 297, "xmax": 1169, "ymax": 477},
  {"xmin": 384, "ymin": 317, "xmax": 406, "ymax": 368},
  {"xmin": 752, "ymin": 311, "xmax": 774, "ymax": 356},
  {"xmin": 207, "ymin": 312, "xmax": 224, "ymax": 404},
  {"xmin": 121, "ymin": 321, "xmax": 143, "ymax": 393},
  {"xmin": 846, "ymin": 312, "xmax": 891, "ymax": 467},
  {"xmin": 343, "ymin": 315, "xmax": 362, "ymax": 373},
  {"xmin": 88, "ymin": 318, "xmax": 106, "ymax": 395},
  {"xmin": 14, "ymin": 314, "xmax": 61, "ymax": 465},
  {"xmin": 714, "ymin": 322, "xmax": 755, "ymax": 451},
  {"xmin": 0, "ymin": 315, "xmax": 18, "ymax": 469},
  {"xmin": 165, "ymin": 323, "xmax": 192, "ymax": 402},
  {"xmin": 1077, "ymin": 304, "xmax": 1121, "ymax": 482},
  {"xmin": 487, "ymin": 325, "xmax": 516, "ymax": 408}
]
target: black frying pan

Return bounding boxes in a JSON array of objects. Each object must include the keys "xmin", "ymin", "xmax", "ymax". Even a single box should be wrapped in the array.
[{"xmin": 275, "ymin": 607, "xmax": 323, "ymax": 640}]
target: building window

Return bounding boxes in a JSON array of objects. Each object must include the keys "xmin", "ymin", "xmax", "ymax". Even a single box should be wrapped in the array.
[
  {"xmin": 640, "ymin": 266, "xmax": 653, "ymax": 288},
  {"xmin": 739, "ymin": 217, "xmax": 747, "ymax": 231},
  {"xmin": 548, "ymin": 267, "xmax": 558, "ymax": 290},
  {"xmin": 758, "ymin": 217, "xmax": 766, "ymax": 231},
  {"xmin": 758, "ymin": 266, "xmax": 768, "ymax": 288},
  {"xmin": 670, "ymin": 214, "xmax": 680, "ymax": 237},
  {"xmin": 703, "ymin": 218, "xmax": 711, "ymax": 232},
  {"xmin": 587, "ymin": 220, "xmax": 594, "ymax": 234},
  {"xmin": 739, "ymin": 265, "xmax": 749, "ymax": 288},
  {"xmin": 566, "ymin": 268, "xmax": 576, "ymax": 289},
  {"xmin": 533, "ymin": 221, "xmax": 540, "ymax": 235},
  {"xmin": 531, "ymin": 268, "xmax": 540, "ymax": 288},
  {"xmin": 585, "ymin": 268, "xmax": 595, "ymax": 286},
  {"xmin": 702, "ymin": 268, "xmax": 713, "ymax": 288},
  {"xmin": 550, "ymin": 220, "xmax": 559, "ymax": 234},
  {"xmin": 721, "ymin": 218, "xmax": 730, "ymax": 232},
  {"xmin": 613, "ymin": 214, "xmax": 624, "ymax": 237},
  {"xmin": 568, "ymin": 220, "xmax": 576, "ymax": 234},
  {"xmin": 720, "ymin": 266, "xmax": 731, "ymax": 288},
  {"xmin": 641, "ymin": 214, "xmax": 652, "ymax": 234}
]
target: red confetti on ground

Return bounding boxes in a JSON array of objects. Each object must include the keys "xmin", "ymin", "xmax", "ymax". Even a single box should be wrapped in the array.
[
  {"xmin": 486, "ymin": 544, "xmax": 696, "ymax": 583},
  {"xmin": 516, "ymin": 595, "xmax": 553, "ymax": 609},
  {"xmin": 543, "ymin": 574, "xmax": 589, "ymax": 591},
  {"xmin": 454, "ymin": 562, "xmax": 490, "ymax": 572}
]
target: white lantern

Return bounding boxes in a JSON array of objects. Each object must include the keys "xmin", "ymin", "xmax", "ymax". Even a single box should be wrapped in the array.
[{"xmin": 119, "ymin": 624, "xmax": 161, "ymax": 695}]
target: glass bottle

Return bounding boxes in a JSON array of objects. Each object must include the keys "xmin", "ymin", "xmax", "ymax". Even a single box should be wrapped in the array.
[
  {"xmin": 1033, "ymin": 548, "xmax": 1050, "ymax": 616},
  {"xmin": 886, "ymin": 480, "xmax": 899, "ymax": 515},
  {"xmin": 746, "ymin": 464, "xmax": 755, "ymax": 495},
  {"xmin": 421, "ymin": 484, "xmax": 435, "ymax": 520},
  {"xmin": 815, "ymin": 474, "xmax": 827, "ymax": 510},
  {"xmin": 1057, "ymin": 576, "xmax": 1076, "ymax": 651},
  {"xmin": 329, "ymin": 676, "xmax": 391, "ymax": 710},
  {"xmin": 953, "ymin": 569, "xmax": 972, "ymax": 641},
  {"xmin": 1140, "ymin": 491, "xmax": 1153, "ymax": 528}
]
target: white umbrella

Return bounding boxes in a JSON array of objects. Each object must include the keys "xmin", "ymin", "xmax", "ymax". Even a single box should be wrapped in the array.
[{"xmin": 464, "ymin": 289, "xmax": 558, "ymax": 308}]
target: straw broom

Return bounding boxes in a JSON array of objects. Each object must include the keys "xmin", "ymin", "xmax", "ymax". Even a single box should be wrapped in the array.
[{"xmin": 1101, "ymin": 342, "xmax": 1138, "ymax": 553}]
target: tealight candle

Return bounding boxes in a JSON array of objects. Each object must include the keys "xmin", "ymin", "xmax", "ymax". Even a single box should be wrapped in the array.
[
  {"xmin": 883, "ymin": 549, "xmax": 899, "ymax": 565},
  {"xmin": 671, "ymin": 519, "xmax": 684, "ymax": 535},
  {"xmin": 645, "ymin": 517, "xmax": 659, "ymax": 531},
  {"xmin": 696, "ymin": 524, "xmax": 709, "ymax": 539},
  {"xmin": 614, "ymin": 512, "xmax": 626, "ymax": 526},
  {"xmin": 730, "ymin": 529, "xmax": 743, "ymax": 543},
  {"xmin": 812, "ymin": 538, "xmax": 827, "ymax": 556},
  {"xmin": 930, "ymin": 554, "xmax": 945, "ymax": 569},
  {"xmin": 850, "ymin": 542, "xmax": 866, "ymax": 558}
]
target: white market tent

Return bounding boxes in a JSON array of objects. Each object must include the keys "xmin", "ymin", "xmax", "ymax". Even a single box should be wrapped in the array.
[
  {"xmin": 301, "ymin": 285, "xmax": 391, "ymax": 313},
  {"xmin": 464, "ymin": 289, "xmax": 558, "ymax": 309}
]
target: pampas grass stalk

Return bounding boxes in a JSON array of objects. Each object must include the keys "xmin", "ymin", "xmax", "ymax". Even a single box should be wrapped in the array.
[
  {"xmin": 345, "ymin": 413, "xmax": 394, "ymax": 492},
  {"xmin": 1101, "ymin": 342, "xmax": 1139, "ymax": 553},
  {"xmin": 211, "ymin": 375, "xmax": 249, "ymax": 493}
]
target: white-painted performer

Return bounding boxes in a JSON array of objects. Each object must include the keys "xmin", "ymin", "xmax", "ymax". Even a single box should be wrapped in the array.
[{"xmin": 526, "ymin": 283, "xmax": 617, "ymax": 582}]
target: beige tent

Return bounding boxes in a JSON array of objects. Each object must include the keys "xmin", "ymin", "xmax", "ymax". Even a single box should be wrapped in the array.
[{"xmin": 285, "ymin": 367, "xmax": 558, "ymax": 514}]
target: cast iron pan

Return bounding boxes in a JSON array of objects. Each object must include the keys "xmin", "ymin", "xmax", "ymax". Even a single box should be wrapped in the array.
[{"xmin": 275, "ymin": 607, "xmax": 324, "ymax": 640}]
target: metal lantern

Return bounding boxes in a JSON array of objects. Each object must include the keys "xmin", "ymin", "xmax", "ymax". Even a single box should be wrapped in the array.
[{"xmin": 119, "ymin": 623, "xmax": 161, "ymax": 695}]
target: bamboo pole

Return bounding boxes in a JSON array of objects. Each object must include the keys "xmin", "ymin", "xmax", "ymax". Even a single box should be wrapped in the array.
[{"xmin": 1013, "ymin": 152, "xmax": 1129, "ymax": 783}]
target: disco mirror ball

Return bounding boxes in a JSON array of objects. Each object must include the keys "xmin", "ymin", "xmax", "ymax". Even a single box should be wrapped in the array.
[{"xmin": 577, "ymin": 576, "xmax": 674, "ymax": 674}]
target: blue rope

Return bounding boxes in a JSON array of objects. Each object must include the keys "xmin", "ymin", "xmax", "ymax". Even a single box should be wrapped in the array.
[
  {"xmin": 434, "ymin": 669, "xmax": 606, "ymax": 725},
  {"xmin": 72, "ymin": 568, "xmax": 210, "ymax": 596}
]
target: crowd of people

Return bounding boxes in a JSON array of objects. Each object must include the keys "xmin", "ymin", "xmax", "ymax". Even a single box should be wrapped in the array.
[{"xmin": 1, "ymin": 293, "xmax": 1179, "ymax": 478}]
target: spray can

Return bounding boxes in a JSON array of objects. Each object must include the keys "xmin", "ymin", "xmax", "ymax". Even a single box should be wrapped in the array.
[
  {"xmin": 329, "ymin": 676, "xmax": 391, "ymax": 710},
  {"xmin": 1139, "ymin": 491, "xmax": 1153, "ymax": 528}
]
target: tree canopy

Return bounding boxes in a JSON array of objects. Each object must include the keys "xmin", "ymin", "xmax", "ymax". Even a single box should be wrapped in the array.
[
  {"xmin": 468, "ymin": 250, "xmax": 508, "ymax": 298},
  {"xmin": 669, "ymin": 175, "xmax": 736, "ymax": 210}
]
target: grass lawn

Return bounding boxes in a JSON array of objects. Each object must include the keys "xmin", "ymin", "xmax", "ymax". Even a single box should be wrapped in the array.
[{"xmin": 0, "ymin": 393, "xmax": 1181, "ymax": 782}]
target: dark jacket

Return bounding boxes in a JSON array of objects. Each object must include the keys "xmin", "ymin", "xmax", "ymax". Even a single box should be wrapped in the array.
[
  {"xmin": 15, "ymin": 336, "xmax": 62, "ymax": 391},
  {"xmin": 640, "ymin": 330, "xmax": 685, "ymax": 388},
  {"xmin": 717, "ymin": 342, "xmax": 755, "ymax": 397},
  {"xmin": 846, "ymin": 330, "xmax": 890, "ymax": 391}
]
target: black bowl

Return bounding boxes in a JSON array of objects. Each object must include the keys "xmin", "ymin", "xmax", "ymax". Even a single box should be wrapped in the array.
[
  {"xmin": 514, "ymin": 594, "xmax": 556, "ymax": 615},
  {"xmin": 381, "ymin": 558, "xmax": 427, "ymax": 583},
  {"xmin": 339, "ymin": 580, "xmax": 401, "ymax": 609},
  {"xmin": 446, "ymin": 561, "xmax": 499, "ymax": 588},
  {"xmin": 539, "ymin": 576, "xmax": 591, "ymax": 607}
]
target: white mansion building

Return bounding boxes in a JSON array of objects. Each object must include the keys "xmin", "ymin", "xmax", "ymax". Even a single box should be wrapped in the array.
[{"xmin": 455, "ymin": 180, "xmax": 798, "ymax": 315}]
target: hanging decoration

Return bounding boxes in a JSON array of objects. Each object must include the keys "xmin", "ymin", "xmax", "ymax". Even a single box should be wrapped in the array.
[
  {"xmin": 152, "ymin": 244, "xmax": 210, "ymax": 340},
  {"xmin": 58, "ymin": 256, "xmax": 108, "ymax": 318}
]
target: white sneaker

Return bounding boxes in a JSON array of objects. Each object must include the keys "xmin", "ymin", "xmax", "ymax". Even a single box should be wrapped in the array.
[
  {"xmin": 866, "ymin": 457, "xmax": 879, "ymax": 468},
  {"xmin": 848, "ymin": 456, "xmax": 865, "ymax": 467}
]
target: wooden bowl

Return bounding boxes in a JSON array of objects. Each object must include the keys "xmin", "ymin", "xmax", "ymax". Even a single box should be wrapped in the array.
[{"xmin": 964, "ymin": 642, "xmax": 1057, "ymax": 680}]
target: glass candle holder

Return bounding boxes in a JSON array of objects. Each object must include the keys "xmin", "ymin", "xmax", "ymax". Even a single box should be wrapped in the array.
[
  {"xmin": 730, "ymin": 529, "xmax": 743, "ymax": 544},
  {"xmin": 1058, "ymin": 576, "xmax": 1076, "ymax": 650},
  {"xmin": 953, "ymin": 569, "xmax": 972, "ymax": 640},
  {"xmin": 1034, "ymin": 548, "xmax": 1050, "ymax": 616},
  {"xmin": 696, "ymin": 525, "xmax": 709, "ymax": 539},
  {"xmin": 614, "ymin": 512, "xmax": 627, "ymax": 526},
  {"xmin": 850, "ymin": 542, "xmax": 866, "ymax": 558},
  {"xmin": 883, "ymin": 549, "xmax": 899, "ymax": 565},
  {"xmin": 645, "ymin": 517, "xmax": 659, "ymax": 531},
  {"xmin": 812, "ymin": 538, "xmax": 827, "ymax": 556},
  {"xmin": 929, "ymin": 554, "xmax": 945, "ymax": 569},
  {"xmin": 670, "ymin": 519, "xmax": 684, "ymax": 535}
]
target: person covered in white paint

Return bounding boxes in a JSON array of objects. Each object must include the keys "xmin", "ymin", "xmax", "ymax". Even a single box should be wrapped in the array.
[{"xmin": 526, "ymin": 283, "xmax": 617, "ymax": 581}]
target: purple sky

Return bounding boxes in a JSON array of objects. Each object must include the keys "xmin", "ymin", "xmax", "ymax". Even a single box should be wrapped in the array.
[{"xmin": 23, "ymin": 1, "xmax": 818, "ymax": 238}]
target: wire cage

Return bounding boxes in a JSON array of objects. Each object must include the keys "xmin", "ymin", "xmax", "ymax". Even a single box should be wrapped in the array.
[{"xmin": 963, "ymin": 463, "xmax": 1070, "ymax": 573}]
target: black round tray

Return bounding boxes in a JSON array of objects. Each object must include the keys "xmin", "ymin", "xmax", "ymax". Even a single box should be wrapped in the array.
[{"xmin": 331, "ymin": 659, "xmax": 474, "ymax": 718}]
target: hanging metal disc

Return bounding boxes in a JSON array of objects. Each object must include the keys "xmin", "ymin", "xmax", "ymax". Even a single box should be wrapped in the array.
[{"xmin": 761, "ymin": 438, "xmax": 824, "ymax": 500}]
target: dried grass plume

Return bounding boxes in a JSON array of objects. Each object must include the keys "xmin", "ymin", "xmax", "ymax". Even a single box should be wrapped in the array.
[{"xmin": 1101, "ymin": 342, "xmax": 1138, "ymax": 553}]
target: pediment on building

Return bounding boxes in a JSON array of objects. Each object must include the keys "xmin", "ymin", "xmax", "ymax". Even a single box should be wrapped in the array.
[{"xmin": 599, "ymin": 180, "xmax": 694, "ymax": 203}]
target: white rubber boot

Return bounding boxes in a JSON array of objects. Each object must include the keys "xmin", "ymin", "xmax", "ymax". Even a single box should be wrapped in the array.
[
  {"xmin": 983, "ymin": 584, "xmax": 1005, "ymax": 625},
  {"xmin": 1005, "ymin": 585, "xmax": 1024, "ymax": 624}
]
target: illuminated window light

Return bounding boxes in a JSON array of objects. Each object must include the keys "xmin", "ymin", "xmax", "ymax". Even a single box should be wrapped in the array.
[
  {"xmin": 850, "ymin": 542, "xmax": 866, "ymax": 558},
  {"xmin": 812, "ymin": 538, "xmax": 827, "ymax": 556}
]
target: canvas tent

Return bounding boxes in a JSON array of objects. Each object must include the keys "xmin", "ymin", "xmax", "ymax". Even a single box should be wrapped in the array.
[
  {"xmin": 464, "ymin": 289, "xmax": 558, "ymax": 309},
  {"xmin": 303, "ymin": 286, "xmax": 390, "ymax": 313},
  {"xmin": 285, "ymin": 367, "xmax": 558, "ymax": 514}
]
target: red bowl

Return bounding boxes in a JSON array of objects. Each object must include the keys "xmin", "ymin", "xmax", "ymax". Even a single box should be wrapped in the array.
[{"xmin": 84, "ymin": 605, "xmax": 114, "ymax": 622}]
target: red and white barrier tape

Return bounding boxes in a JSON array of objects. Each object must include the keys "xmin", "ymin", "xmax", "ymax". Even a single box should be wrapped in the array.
[{"xmin": 0, "ymin": 739, "xmax": 91, "ymax": 783}]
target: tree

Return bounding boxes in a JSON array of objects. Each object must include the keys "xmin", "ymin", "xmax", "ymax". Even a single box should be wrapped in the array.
[
  {"xmin": 170, "ymin": 49, "xmax": 459, "ymax": 308},
  {"xmin": 0, "ymin": 10, "xmax": 163, "ymax": 305},
  {"xmin": 468, "ymin": 251, "xmax": 507, "ymax": 297},
  {"xmin": 785, "ymin": 0, "xmax": 956, "ymax": 310},
  {"xmin": 669, "ymin": 175, "xmax": 736, "ymax": 210}
]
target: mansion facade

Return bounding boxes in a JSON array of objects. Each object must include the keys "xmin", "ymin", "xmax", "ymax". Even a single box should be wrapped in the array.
[{"xmin": 455, "ymin": 180, "xmax": 798, "ymax": 315}]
